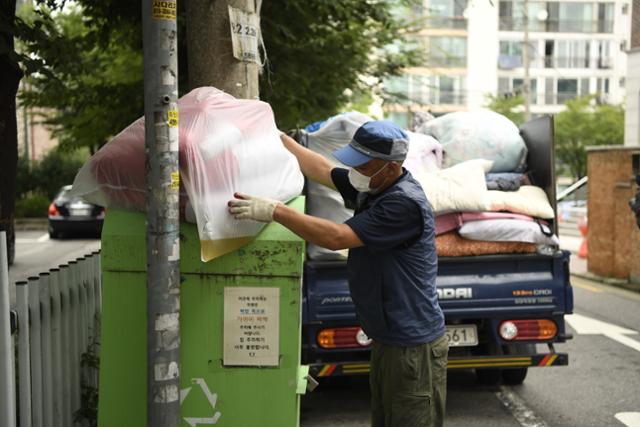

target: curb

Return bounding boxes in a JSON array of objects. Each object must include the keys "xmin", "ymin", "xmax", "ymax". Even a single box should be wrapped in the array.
[
  {"xmin": 570, "ymin": 272, "xmax": 640, "ymax": 293},
  {"xmin": 15, "ymin": 218, "xmax": 48, "ymax": 231}
]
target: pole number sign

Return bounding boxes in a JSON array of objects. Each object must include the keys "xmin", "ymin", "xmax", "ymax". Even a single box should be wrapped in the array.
[{"xmin": 228, "ymin": 6, "xmax": 261, "ymax": 64}]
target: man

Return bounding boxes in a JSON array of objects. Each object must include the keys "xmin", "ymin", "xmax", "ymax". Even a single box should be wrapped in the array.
[{"xmin": 228, "ymin": 120, "xmax": 447, "ymax": 427}]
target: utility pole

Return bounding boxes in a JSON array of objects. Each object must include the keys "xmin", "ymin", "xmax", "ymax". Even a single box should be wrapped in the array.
[
  {"xmin": 186, "ymin": 0, "xmax": 260, "ymax": 98},
  {"xmin": 142, "ymin": 1, "xmax": 180, "ymax": 426},
  {"xmin": 522, "ymin": 0, "xmax": 532, "ymax": 121}
]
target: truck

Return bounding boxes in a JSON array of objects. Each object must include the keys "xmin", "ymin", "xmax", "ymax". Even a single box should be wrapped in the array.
[{"xmin": 299, "ymin": 115, "xmax": 573, "ymax": 385}]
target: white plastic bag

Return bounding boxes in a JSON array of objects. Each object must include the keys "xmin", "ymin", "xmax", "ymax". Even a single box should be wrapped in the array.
[
  {"xmin": 71, "ymin": 87, "xmax": 304, "ymax": 261},
  {"xmin": 304, "ymin": 112, "xmax": 372, "ymax": 260}
]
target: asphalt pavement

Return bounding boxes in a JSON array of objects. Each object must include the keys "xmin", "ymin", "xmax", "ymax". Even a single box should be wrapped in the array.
[
  {"xmin": 7, "ymin": 229, "xmax": 100, "ymax": 305},
  {"xmin": 6, "ymin": 229, "xmax": 640, "ymax": 426}
]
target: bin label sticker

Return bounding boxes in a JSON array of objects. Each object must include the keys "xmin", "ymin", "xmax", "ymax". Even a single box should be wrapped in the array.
[
  {"xmin": 223, "ymin": 286, "xmax": 279, "ymax": 366},
  {"xmin": 181, "ymin": 378, "xmax": 221, "ymax": 425}
]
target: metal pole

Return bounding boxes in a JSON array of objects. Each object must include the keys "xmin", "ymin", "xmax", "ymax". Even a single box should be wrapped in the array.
[
  {"xmin": 0, "ymin": 232, "xmax": 16, "ymax": 427},
  {"xmin": 142, "ymin": 1, "xmax": 181, "ymax": 425},
  {"xmin": 522, "ymin": 0, "xmax": 532, "ymax": 121}
]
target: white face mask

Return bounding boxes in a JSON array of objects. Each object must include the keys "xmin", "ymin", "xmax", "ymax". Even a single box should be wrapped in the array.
[{"xmin": 348, "ymin": 163, "xmax": 389, "ymax": 193}]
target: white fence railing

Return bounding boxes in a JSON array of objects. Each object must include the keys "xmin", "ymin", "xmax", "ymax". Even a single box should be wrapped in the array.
[{"xmin": 0, "ymin": 231, "xmax": 101, "ymax": 427}]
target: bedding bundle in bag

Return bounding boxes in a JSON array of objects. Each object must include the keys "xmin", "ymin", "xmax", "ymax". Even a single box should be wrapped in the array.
[{"xmin": 71, "ymin": 87, "xmax": 304, "ymax": 261}]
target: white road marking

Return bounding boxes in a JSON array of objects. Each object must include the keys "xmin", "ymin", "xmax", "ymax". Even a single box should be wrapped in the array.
[
  {"xmin": 616, "ymin": 412, "xmax": 640, "ymax": 427},
  {"xmin": 36, "ymin": 233, "xmax": 49, "ymax": 242},
  {"xmin": 565, "ymin": 313, "xmax": 640, "ymax": 353},
  {"xmin": 495, "ymin": 386, "xmax": 548, "ymax": 427}
]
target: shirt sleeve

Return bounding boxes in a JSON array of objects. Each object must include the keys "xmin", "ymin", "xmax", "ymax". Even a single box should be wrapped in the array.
[
  {"xmin": 346, "ymin": 196, "xmax": 423, "ymax": 253},
  {"xmin": 331, "ymin": 167, "xmax": 358, "ymax": 209}
]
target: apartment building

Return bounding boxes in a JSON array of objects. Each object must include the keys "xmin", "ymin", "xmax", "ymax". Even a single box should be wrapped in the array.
[{"xmin": 386, "ymin": 0, "xmax": 632, "ymax": 126}]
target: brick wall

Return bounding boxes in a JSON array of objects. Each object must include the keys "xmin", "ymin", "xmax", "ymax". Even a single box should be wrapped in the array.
[{"xmin": 587, "ymin": 147, "xmax": 640, "ymax": 281}]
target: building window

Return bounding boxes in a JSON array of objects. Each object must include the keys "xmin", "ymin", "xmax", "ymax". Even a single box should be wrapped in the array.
[
  {"xmin": 546, "ymin": 40, "xmax": 590, "ymax": 68},
  {"xmin": 544, "ymin": 77, "xmax": 591, "ymax": 104},
  {"xmin": 499, "ymin": 1, "xmax": 614, "ymax": 34},
  {"xmin": 498, "ymin": 77, "xmax": 537, "ymax": 104},
  {"xmin": 596, "ymin": 41, "xmax": 612, "ymax": 68},
  {"xmin": 428, "ymin": 0, "xmax": 468, "ymax": 29},
  {"xmin": 384, "ymin": 74, "xmax": 467, "ymax": 107},
  {"xmin": 513, "ymin": 78, "xmax": 538, "ymax": 104},
  {"xmin": 597, "ymin": 3, "xmax": 614, "ymax": 33},
  {"xmin": 557, "ymin": 79, "xmax": 578, "ymax": 103},
  {"xmin": 386, "ymin": 112, "xmax": 410, "ymax": 128},
  {"xmin": 429, "ymin": 37, "xmax": 467, "ymax": 68}
]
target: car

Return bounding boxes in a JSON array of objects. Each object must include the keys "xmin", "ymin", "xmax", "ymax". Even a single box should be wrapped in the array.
[{"xmin": 48, "ymin": 185, "xmax": 105, "ymax": 238}]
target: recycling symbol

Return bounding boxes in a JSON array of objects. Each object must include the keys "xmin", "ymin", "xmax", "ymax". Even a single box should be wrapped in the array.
[{"xmin": 180, "ymin": 378, "xmax": 222, "ymax": 426}]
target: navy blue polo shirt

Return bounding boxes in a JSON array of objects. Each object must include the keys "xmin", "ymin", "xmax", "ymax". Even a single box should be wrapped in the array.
[{"xmin": 331, "ymin": 167, "xmax": 445, "ymax": 347}]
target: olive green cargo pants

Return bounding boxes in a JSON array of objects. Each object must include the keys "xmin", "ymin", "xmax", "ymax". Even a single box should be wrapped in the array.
[{"xmin": 370, "ymin": 335, "xmax": 448, "ymax": 427}]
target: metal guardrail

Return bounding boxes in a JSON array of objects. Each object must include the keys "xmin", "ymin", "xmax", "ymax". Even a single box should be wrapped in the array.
[{"xmin": 0, "ymin": 231, "xmax": 101, "ymax": 427}]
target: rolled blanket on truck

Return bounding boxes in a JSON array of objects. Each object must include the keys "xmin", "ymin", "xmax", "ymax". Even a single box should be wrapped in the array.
[{"xmin": 414, "ymin": 111, "xmax": 559, "ymax": 256}]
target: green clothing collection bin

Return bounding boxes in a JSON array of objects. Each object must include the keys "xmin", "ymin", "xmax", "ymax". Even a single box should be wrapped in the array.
[{"xmin": 97, "ymin": 198, "xmax": 308, "ymax": 427}]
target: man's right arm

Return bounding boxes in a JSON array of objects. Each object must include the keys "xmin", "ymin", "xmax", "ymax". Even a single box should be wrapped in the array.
[{"xmin": 281, "ymin": 133, "xmax": 337, "ymax": 190}]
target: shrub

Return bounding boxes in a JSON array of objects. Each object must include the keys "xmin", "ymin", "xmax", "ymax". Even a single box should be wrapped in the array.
[{"xmin": 15, "ymin": 193, "xmax": 50, "ymax": 218}]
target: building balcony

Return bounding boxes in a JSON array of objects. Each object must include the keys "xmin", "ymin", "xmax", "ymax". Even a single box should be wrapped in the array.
[{"xmin": 499, "ymin": 18, "xmax": 614, "ymax": 34}]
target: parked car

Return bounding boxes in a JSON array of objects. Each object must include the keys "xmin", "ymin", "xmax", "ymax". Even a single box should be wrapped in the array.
[{"xmin": 48, "ymin": 185, "xmax": 105, "ymax": 238}]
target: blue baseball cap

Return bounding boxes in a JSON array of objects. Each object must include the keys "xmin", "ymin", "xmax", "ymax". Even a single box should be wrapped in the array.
[{"xmin": 333, "ymin": 120, "xmax": 409, "ymax": 167}]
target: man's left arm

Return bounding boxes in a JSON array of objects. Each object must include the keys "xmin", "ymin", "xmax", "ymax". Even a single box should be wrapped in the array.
[{"xmin": 273, "ymin": 204, "xmax": 363, "ymax": 251}]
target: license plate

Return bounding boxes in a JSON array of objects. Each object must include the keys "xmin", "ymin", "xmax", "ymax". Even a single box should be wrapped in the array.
[
  {"xmin": 445, "ymin": 325, "xmax": 478, "ymax": 347},
  {"xmin": 71, "ymin": 208, "xmax": 91, "ymax": 216}
]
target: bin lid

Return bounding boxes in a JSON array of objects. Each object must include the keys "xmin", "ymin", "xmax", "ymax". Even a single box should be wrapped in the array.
[{"xmin": 101, "ymin": 197, "xmax": 305, "ymax": 276}]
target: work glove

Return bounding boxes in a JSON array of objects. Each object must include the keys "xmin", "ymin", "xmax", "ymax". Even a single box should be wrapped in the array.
[{"xmin": 228, "ymin": 193, "xmax": 281, "ymax": 222}]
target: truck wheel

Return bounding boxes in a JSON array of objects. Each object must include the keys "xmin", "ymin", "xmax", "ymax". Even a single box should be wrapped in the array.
[
  {"xmin": 475, "ymin": 369, "xmax": 501, "ymax": 385},
  {"xmin": 502, "ymin": 368, "xmax": 528, "ymax": 385}
]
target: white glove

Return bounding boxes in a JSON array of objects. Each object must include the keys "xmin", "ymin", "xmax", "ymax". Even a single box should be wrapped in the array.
[{"xmin": 228, "ymin": 193, "xmax": 281, "ymax": 222}]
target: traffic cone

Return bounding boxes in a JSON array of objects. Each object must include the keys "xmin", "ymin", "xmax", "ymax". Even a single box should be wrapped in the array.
[{"xmin": 577, "ymin": 217, "xmax": 588, "ymax": 259}]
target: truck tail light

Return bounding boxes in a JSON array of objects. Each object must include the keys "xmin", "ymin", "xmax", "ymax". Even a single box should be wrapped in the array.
[
  {"xmin": 317, "ymin": 327, "xmax": 372, "ymax": 349},
  {"xmin": 499, "ymin": 319, "xmax": 557, "ymax": 341}
]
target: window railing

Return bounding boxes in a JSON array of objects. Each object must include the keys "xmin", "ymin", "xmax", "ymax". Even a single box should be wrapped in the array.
[
  {"xmin": 428, "ymin": 56, "xmax": 467, "ymax": 68},
  {"xmin": 499, "ymin": 18, "xmax": 614, "ymax": 33},
  {"xmin": 427, "ymin": 16, "xmax": 468, "ymax": 30}
]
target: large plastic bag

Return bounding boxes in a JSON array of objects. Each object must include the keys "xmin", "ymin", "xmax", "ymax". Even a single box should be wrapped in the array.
[
  {"xmin": 415, "ymin": 111, "xmax": 528, "ymax": 173},
  {"xmin": 304, "ymin": 112, "xmax": 372, "ymax": 260},
  {"xmin": 71, "ymin": 87, "xmax": 304, "ymax": 261}
]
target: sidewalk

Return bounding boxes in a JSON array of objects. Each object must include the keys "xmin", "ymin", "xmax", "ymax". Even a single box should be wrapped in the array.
[{"xmin": 559, "ymin": 233, "xmax": 640, "ymax": 292}]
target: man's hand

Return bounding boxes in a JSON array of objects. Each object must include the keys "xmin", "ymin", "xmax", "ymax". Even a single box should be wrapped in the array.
[{"xmin": 228, "ymin": 193, "xmax": 281, "ymax": 222}]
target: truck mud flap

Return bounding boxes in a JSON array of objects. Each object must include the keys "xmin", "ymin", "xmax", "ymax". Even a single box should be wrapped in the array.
[{"xmin": 309, "ymin": 353, "xmax": 568, "ymax": 377}]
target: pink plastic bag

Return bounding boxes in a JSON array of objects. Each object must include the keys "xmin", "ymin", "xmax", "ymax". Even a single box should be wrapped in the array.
[{"xmin": 72, "ymin": 87, "xmax": 304, "ymax": 260}]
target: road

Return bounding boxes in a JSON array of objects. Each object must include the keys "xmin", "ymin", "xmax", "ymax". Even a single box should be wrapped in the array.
[
  {"xmin": 300, "ymin": 277, "xmax": 640, "ymax": 427},
  {"xmin": 8, "ymin": 231, "xmax": 640, "ymax": 427},
  {"xmin": 7, "ymin": 230, "xmax": 100, "ymax": 305}
]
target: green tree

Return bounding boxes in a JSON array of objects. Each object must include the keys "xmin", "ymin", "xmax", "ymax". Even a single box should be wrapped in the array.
[
  {"xmin": 16, "ymin": 0, "xmax": 419, "ymax": 147},
  {"xmin": 485, "ymin": 93, "xmax": 524, "ymax": 127},
  {"xmin": 259, "ymin": 0, "xmax": 421, "ymax": 128},
  {"xmin": 17, "ymin": 4, "xmax": 144, "ymax": 152},
  {"xmin": 555, "ymin": 96, "xmax": 624, "ymax": 179}
]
